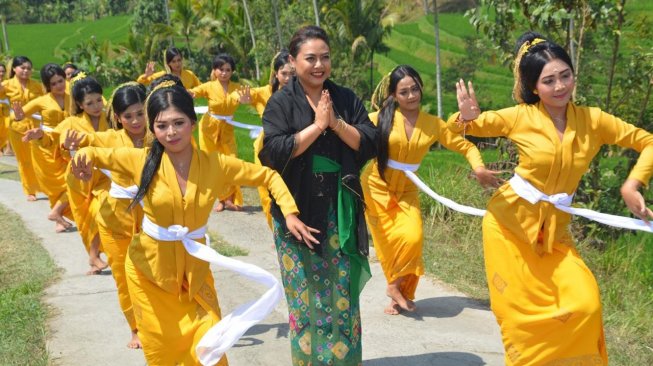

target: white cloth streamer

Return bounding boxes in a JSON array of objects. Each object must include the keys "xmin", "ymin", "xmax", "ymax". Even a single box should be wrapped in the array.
[
  {"xmin": 0, "ymin": 98, "xmax": 8, "ymax": 105},
  {"xmin": 387, "ymin": 159, "xmax": 488, "ymax": 217},
  {"xmin": 141, "ymin": 215, "xmax": 283, "ymax": 365},
  {"xmin": 39, "ymin": 123, "xmax": 53, "ymax": 132},
  {"xmin": 209, "ymin": 113, "xmax": 263, "ymax": 139},
  {"xmin": 193, "ymin": 106, "xmax": 263, "ymax": 139},
  {"xmin": 509, "ymin": 174, "xmax": 653, "ymax": 233}
]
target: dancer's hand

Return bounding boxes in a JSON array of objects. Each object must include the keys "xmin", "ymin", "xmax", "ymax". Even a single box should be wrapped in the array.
[
  {"xmin": 285, "ymin": 214, "xmax": 320, "ymax": 249},
  {"xmin": 144, "ymin": 61, "xmax": 155, "ymax": 77},
  {"xmin": 12, "ymin": 101, "xmax": 25, "ymax": 121},
  {"xmin": 71, "ymin": 153, "xmax": 94, "ymax": 182},
  {"xmin": 473, "ymin": 166, "xmax": 504, "ymax": 189},
  {"xmin": 456, "ymin": 79, "xmax": 481, "ymax": 122},
  {"xmin": 63, "ymin": 129, "xmax": 85, "ymax": 150},
  {"xmin": 22, "ymin": 128, "xmax": 43, "ymax": 142},
  {"xmin": 237, "ymin": 85, "xmax": 251, "ymax": 104},
  {"xmin": 621, "ymin": 178, "xmax": 653, "ymax": 224},
  {"xmin": 315, "ymin": 90, "xmax": 331, "ymax": 131}
]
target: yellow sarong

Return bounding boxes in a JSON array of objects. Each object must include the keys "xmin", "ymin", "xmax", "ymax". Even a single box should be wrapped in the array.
[
  {"xmin": 483, "ymin": 212, "xmax": 607, "ymax": 365},
  {"xmin": 126, "ymin": 253, "xmax": 229, "ymax": 366}
]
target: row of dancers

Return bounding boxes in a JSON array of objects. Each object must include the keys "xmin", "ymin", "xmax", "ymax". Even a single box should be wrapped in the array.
[{"xmin": 2, "ymin": 24, "xmax": 652, "ymax": 365}]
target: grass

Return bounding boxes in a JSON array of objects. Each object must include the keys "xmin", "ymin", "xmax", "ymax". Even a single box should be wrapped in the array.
[
  {"xmin": 208, "ymin": 230, "xmax": 249, "ymax": 257},
  {"xmin": 5, "ymin": 15, "xmax": 132, "ymax": 69},
  {"xmin": 0, "ymin": 202, "xmax": 57, "ymax": 365},
  {"xmin": 0, "ymin": 162, "xmax": 19, "ymax": 181}
]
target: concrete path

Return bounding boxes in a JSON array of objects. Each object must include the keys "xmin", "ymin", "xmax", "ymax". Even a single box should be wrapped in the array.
[{"xmin": 0, "ymin": 155, "xmax": 504, "ymax": 365}]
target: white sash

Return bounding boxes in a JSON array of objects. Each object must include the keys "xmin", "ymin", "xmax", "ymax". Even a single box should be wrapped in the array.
[
  {"xmin": 509, "ymin": 174, "xmax": 653, "ymax": 232},
  {"xmin": 387, "ymin": 159, "xmax": 487, "ymax": 217},
  {"xmin": 98, "ymin": 168, "xmax": 141, "ymax": 202},
  {"xmin": 141, "ymin": 215, "xmax": 283, "ymax": 365},
  {"xmin": 39, "ymin": 123, "xmax": 54, "ymax": 132},
  {"xmin": 209, "ymin": 113, "xmax": 263, "ymax": 139}
]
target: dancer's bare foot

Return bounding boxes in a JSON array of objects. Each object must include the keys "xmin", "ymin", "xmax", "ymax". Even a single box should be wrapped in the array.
[
  {"xmin": 48, "ymin": 212, "xmax": 73, "ymax": 233},
  {"xmin": 214, "ymin": 201, "xmax": 225, "ymax": 212},
  {"xmin": 223, "ymin": 199, "xmax": 241, "ymax": 211},
  {"xmin": 127, "ymin": 330, "xmax": 142, "ymax": 349},
  {"xmin": 87, "ymin": 257, "xmax": 108, "ymax": 275},
  {"xmin": 26, "ymin": 194, "xmax": 37, "ymax": 201},
  {"xmin": 386, "ymin": 285, "xmax": 416, "ymax": 312},
  {"xmin": 384, "ymin": 299, "xmax": 401, "ymax": 315}
]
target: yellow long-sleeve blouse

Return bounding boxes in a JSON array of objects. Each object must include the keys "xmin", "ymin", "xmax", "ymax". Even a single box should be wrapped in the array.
[
  {"xmin": 448, "ymin": 102, "xmax": 653, "ymax": 253},
  {"xmin": 77, "ymin": 129, "xmax": 144, "ymax": 235},
  {"xmin": 190, "ymin": 80, "xmax": 241, "ymax": 116},
  {"xmin": 137, "ymin": 69, "xmax": 201, "ymax": 90},
  {"xmin": 21, "ymin": 92, "xmax": 71, "ymax": 129},
  {"xmin": 76, "ymin": 145, "xmax": 299, "ymax": 300},
  {"xmin": 249, "ymin": 84, "xmax": 273, "ymax": 117},
  {"xmin": 1, "ymin": 77, "xmax": 45, "ymax": 130},
  {"xmin": 363, "ymin": 110, "xmax": 484, "ymax": 212}
]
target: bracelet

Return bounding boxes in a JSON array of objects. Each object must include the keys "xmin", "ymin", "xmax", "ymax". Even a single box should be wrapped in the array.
[{"xmin": 334, "ymin": 118, "xmax": 347, "ymax": 133}]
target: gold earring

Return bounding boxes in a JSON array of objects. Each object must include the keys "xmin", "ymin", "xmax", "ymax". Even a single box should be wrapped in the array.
[{"xmin": 533, "ymin": 90, "xmax": 538, "ymax": 95}]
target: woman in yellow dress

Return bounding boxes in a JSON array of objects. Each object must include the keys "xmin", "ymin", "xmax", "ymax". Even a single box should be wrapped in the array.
[
  {"xmin": 137, "ymin": 47, "xmax": 201, "ymax": 90},
  {"xmin": 0, "ymin": 63, "xmax": 11, "ymax": 155},
  {"xmin": 62, "ymin": 73, "xmax": 112, "ymax": 274},
  {"xmin": 451, "ymin": 31, "xmax": 653, "ymax": 365},
  {"xmin": 70, "ymin": 82, "xmax": 317, "ymax": 365},
  {"xmin": 64, "ymin": 82, "xmax": 148, "ymax": 349},
  {"xmin": 15, "ymin": 63, "xmax": 73, "ymax": 233},
  {"xmin": 251, "ymin": 50, "xmax": 294, "ymax": 229},
  {"xmin": 189, "ymin": 53, "xmax": 248, "ymax": 211},
  {"xmin": 0, "ymin": 56, "xmax": 44, "ymax": 200},
  {"xmin": 363, "ymin": 65, "xmax": 499, "ymax": 315}
]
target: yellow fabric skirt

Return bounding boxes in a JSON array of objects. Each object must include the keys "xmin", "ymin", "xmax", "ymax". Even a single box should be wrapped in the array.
[
  {"xmin": 365, "ymin": 195, "xmax": 424, "ymax": 300},
  {"xmin": 0, "ymin": 113, "xmax": 10, "ymax": 150},
  {"xmin": 98, "ymin": 224, "xmax": 136, "ymax": 330},
  {"xmin": 125, "ymin": 253, "xmax": 229, "ymax": 366},
  {"xmin": 198, "ymin": 113, "xmax": 242, "ymax": 206},
  {"xmin": 66, "ymin": 169, "xmax": 105, "ymax": 252},
  {"xmin": 482, "ymin": 211, "xmax": 607, "ymax": 366},
  {"xmin": 9, "ymin": 121, "xmax": 40, "ymax": 196},
  {"xmin": 253, "ymin": 132, "xmax": 272, "ymax": 229},
  {"xmin": 30, "ymin": 142, "xmax": 68, "ymax": 208}
]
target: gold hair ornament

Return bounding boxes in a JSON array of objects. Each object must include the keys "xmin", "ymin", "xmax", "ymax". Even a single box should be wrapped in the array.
[
  {"xmin": 512, "ymin": 38, "xmax": 545, "ymax": 103},
  {"xmin": 162, "ymin": 49, "xmax": 170, "ymax": 74},
  {"xmin": 268, "ymin": 51, "xmax": 282, "ymax": 86},
  {"xmin": 370, "ymin": 71, "xmax": 393, "ymax": 111}
]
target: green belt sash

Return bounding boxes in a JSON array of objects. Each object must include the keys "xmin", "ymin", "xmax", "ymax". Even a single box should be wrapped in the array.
[{"xmin": 312, "ymin": 155, "xmax": 371, "ymax": 303}]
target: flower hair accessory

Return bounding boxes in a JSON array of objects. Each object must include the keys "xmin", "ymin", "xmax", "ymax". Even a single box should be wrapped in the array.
[{"xmin": 512, "ymin": 38, "xmax": 545, "ymax": 103}]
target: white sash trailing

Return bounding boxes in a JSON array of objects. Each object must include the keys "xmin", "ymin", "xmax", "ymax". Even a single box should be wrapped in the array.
[
  {"xmin": 509, "ymin": 174, "xmax": 653, "ymax": 232},
  {"xmin": 387, "ymin": 159, "xmax": 487, "ymax": 217},
  {"xmin": 141, "ymin": 215, "xmax": 283, "ymax": 365}
]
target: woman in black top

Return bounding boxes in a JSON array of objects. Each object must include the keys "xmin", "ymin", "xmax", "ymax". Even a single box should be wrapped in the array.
[{"xmin": 260, "ymin": 25, "xmax": 376, "ymax": 365}]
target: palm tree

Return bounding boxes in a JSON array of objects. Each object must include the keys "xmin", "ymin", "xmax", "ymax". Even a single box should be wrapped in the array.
[
  {"xmin": 171, "ymin": 0, "xmax": 200, "ymax": 57},
  {"xmin": 325, "ymin": 0, "xmax": 398, "ymax": 95}
]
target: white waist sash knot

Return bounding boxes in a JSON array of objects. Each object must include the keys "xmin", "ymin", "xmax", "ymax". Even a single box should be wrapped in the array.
[
  {"xmin": 509, "ymin": 174, "xmax": 653, "ymax": 232},
  {"xmin": 387, "ymin": 159, "xmax": 487, "ymax": 217},
  {"xmin": 209, "ymin": 112, "xmax": 263, "ymax": 139},
  {"xmin": 141, "ymin": 215, "xmax": 283, "ymax": 365}
]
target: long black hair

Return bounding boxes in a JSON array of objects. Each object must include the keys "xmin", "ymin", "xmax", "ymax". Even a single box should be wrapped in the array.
[
  {"xmin": 70, "ymin": 72, "xmax": 103, "ymax": 115},
  {"xmin": 515, "ymin": 31, "xmax": 574, "ymax": 104},
  {"xmin": 39, "ymin": 63, "xmax": 66, "ymax": 92},
  {"xmin": 108, "ymin": 83, "xmax": 146, "ymax": 129},
  {"xmin": 271, "ymin": 50, "xmax": 291, "ymax": 93},
  {"xmin": 129, "ymin": 84, "xmax": 196, "ymax": 209},
  {"xmin": 377, "ymin": 65, "xmax": 423, "ymax": 181},
  {"xmin": 10, "ymin": 56, "xmax": 32, "ymax": 78}
]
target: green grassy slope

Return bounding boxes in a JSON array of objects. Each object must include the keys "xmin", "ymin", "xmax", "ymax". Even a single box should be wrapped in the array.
[{"xmin": 5, "ymin": 15, "xmax": 132, "ymax": 69}]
